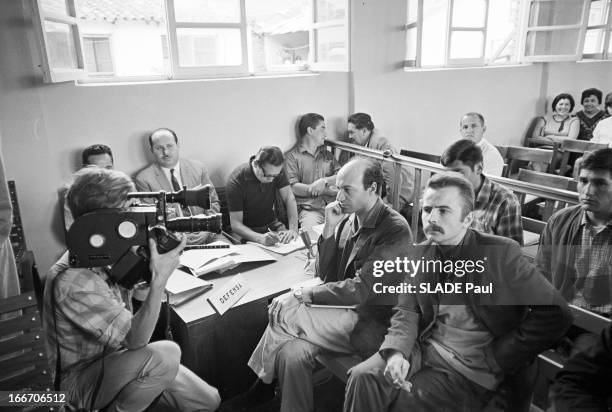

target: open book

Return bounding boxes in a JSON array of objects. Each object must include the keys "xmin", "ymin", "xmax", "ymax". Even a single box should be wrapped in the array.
[{"xmin": 165, "ymin": 269, "xmax": 213, "ymax": 306}]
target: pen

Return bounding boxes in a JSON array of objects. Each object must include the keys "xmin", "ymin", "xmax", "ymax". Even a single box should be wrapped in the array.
[{"xmin": 267, "ymin": 228, "xmax": 280, "ymax": 239}]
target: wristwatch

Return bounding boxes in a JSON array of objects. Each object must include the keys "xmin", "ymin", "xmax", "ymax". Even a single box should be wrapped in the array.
[{"xmin": 294, "ymin": 288, "xmax": 304, "ymax": 303}]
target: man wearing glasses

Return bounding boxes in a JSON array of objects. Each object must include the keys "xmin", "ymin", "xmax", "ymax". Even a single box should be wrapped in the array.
[{"xmin": 226, "ymin": 146, "xmax": 299, "ymax": 245}]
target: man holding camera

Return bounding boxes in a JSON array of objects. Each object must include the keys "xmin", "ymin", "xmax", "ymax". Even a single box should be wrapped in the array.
[
  {"xmin": 43, "ymin": 167, "xmax": 220, "ymax": 411},
  {"xmin": 135, "ymin": 127, "xmax": 221, "ymax": 245}
]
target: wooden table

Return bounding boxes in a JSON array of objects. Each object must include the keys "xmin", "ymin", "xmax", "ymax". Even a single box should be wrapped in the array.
[{"xmin": 170, "ymin": 250, "xmax": 314, "ymax": 399}]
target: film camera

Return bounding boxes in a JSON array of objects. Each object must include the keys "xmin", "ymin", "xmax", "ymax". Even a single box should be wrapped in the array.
[{"xmin": 67, "ymin": 185, "xmax": 222, "ymax": 288}]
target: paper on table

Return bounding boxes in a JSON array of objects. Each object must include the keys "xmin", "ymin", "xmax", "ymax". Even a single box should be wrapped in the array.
[
  {"xmin": 193, "ymin": 244, "xmax": 276, "ymax": 276},
  {"xmin": 165, "ymin": 269, "xmax": 212, "ymax": 305},
  {"xmin": 180, "ymin": 241, "xmax": 235, "ymax": 270},
  {"xmin": 246, "ymin": 238, "xmax": 306, "ymax": 255}
]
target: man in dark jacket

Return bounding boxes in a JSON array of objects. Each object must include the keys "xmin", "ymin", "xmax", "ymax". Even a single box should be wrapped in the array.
[
  {"xmin": 344, "ymin": 172, "xmax": 572, "ymax": 412},
  {"xmin": 246, "ymin": 158, "xmax": 413, "ymax": 412}
]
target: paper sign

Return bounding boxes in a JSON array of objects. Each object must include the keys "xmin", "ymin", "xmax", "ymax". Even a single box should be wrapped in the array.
[{"xmin": 206, "ymin": 274, "xmax": 250, "ymax": 315}]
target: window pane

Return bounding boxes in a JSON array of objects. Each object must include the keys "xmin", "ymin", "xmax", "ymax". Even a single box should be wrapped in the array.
[
  {"xmin": 584, "ymin": 28, "xmax": 605, "ymax": 53},
  {"xmin": 485, "ymin": 0, "xmax": 520, "ymax": 62},
  {"xmin": 452, "ymin": 0, "xmax": 486, "ymax": 28},
  {"xmin": 246, "ymin": 0, "xmax": 311, "ymax": 71},
  {"xmin": 529, "ymin": 0, "xmax": 585, "ymax": 27},
  {"xmin": 407, "ymin": 0, "xmax": 418, "ymax": 23},
  {"xmin": 524, "ymin": 29, "xmax": 581, "ymax": 56},
  {"xmin": 177, "ymin": 28, "xmax": 242, "ymax": 66},
  {"xmin": 44, "ymin": 20, "xmax": 78, "ymax": 69},
  {"xmin": 421, "ymin": 0, "xmax": 448, "ymax": 66},
  {"xmin": 75, "ymin": 0, "xmax": 168, "ymax": 77},
  {"xmin": 316, "ymin": 0, "xmax": 346, "ymax": 22},
  {"xmin": 587, "ymin": 0, "xmax": 608, "ymax": 26},
  {"xmin": 83, "ymin": 37, "xmax": 113, "ymax": 73},
  {"xmin": 41, "ymin": 0, "xmax": 68, "ymax": 15},
  {"xmin": 315, "ymin": 26, "xmax": 346, "ymax": 63},
  {"xmin": 174, "ymin": 0, "xmax": 241, "ymax": 23},
  {"xmin": 450, "ymin": 31, "xmax": 484, "ymax": 58},
  {"xmin": 406, "ymin": 27, "xmax": 418, "ymax": 61}
]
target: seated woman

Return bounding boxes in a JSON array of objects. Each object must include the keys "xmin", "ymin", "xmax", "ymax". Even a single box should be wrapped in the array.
[
  {"xmin": 575, "ymin": 88, "xmax": 607, "ymax": 141},
  {"xmin": 530, "ymin": 93, "xmax": 579, "ymax": 172}
]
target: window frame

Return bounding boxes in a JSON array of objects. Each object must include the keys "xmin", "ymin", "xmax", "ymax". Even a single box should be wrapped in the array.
[
  {"xmin": 518, "ymin": 0, "xmax": 591, "ymax": 63},
  {"xmin": 446, "ymin": 0, "xmax": 490, "ymax": 67},
  {"xmin": 310, "ymin": 0, "xmax": 350, "ymax": 71},
  {"xmin": 30, "ymin": 0, "xmax": 86, "ymax": 83},
  {"xmin": 582, "ymin": 0, "xmax": 612, "ymax": 59},
  {"xmin": 82, "ymin": 34, "xmax": 115, "ymax": 76}
]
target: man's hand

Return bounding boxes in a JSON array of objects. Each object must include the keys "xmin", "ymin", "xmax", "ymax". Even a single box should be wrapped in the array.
[
  {"xmin": 308, "ymin": 178, "xmax": 327, "ymax": 196},
  {"xmin": 148, "ymin": 236, "xmax": 187, "ymax": 290},
  {"xmin": 258, "ymin": 232, "xmax": 280, "ymax": 246},
  {"xmin": 268, "ymin": 291, "xmax": 299, "ymax": 326},
  {"xmin": 384, "ymin": 352, "xmax": 412, "ymax": 391},
  {"xmin": 322, "ymin": 201, "xmax": 346, "ymax": 238},
  {"xmin": 277, "ymin": 229, "xmax": 298, "ymax": 244}
]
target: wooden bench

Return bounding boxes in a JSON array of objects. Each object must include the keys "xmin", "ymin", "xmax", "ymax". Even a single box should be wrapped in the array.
[
  {"xmin": 554, "ymin": 140, "xmax": 609, "ymax": 176},
  {"xmin": 500, "ymin": 146, "xmax": 556, "ymax": 178},
  {"xmin": 514, "ymin": 168, "xmax": 573, "ymax": 222}
]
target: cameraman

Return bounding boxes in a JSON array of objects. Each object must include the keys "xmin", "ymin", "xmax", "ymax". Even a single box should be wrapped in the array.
[{"xmin": 43, "ymin": 168, "xmax": 220, "ymax": 411}]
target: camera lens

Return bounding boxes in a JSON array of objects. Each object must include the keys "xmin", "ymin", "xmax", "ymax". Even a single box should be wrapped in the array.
[{"xmin": 166, "ymin": 214, "xmax": 222, "ymax": 234}]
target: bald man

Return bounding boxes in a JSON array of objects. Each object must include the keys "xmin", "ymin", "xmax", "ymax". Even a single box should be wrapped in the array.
[
  {"xmin": 244, "ymin": 159, "xmax": 413, "ymax": 412},
  {"xmin": 459, "ymin": 113, "xmax": 505, "ymax": 177}
]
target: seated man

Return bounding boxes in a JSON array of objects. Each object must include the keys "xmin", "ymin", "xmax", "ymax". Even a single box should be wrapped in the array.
[
  {"xmin": 226, "ymin": 146, "xmax": 299, "ymax": 245},
  {"xmin": 537, "ymin": 148, "xmax": 612, "ymax": 352},
  {"xmin": 43, "ymin": 167, "xmax": 220, "ymax": 411},
  {"xmin": 64, "ymin": 144, "xmax": 114, "ymax": 231},
  {"xmin": 135, "ymin": 128, "xmax": 221, "ymax": 244},
  {"xmin": 246, "ymin": 159, "xmax": 413, "ymax": 412},
  {"xmin": 340, "ymin": 112, "xmax": 415, "ymax": 213},
  {"xmin": 553, "ymin": 323, "xmax": 612, "ymax": 411},
  {"xmin": 459, "ymin": 112, "xmax": 505, "ymax": 177},
  {"xmin": 344, "ymin": 172, "xmax": 572, "ymax": 412},
  {"xmin": 285, "ymin": 113, "xmax": 340, "ymax": 229},
  {"xmin": 441, "ymin": 139, "xmax": 523, "ymax": 244}
]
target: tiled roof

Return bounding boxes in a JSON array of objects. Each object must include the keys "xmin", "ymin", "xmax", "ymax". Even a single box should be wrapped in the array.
[{"xmin": 76, "ymin": 0, "xmax": 164, "ymax": 23}]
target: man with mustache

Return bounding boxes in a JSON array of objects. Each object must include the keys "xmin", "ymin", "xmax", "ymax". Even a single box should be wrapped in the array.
[
  {"xmin": 243, "ymin": 158, "xmax": 413, "ymax": 412},
  {"xmin": 537, "ymin": 148, "xmax": 612, "ymax": 352},
  {"xmin": 134, "ymin": 128, "xmax": 221, "ymax": 245},
  {"xmin": 344, "ymin": 172, "xmax": 571, "ymax": 412}
]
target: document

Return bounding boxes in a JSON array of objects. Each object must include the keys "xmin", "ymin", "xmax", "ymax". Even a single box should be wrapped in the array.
[
  {"xmin": 247, "ymin": 238, "xmax": 306, "ymax": 255},
  {"xmin": 192, "ymin": 244, "xmax": 277, "ymax": 276},
  {"xmin": 165, "ymin": 269, "xmax": 213, "ymax": 306},
  {"xmin": 179, "ymin": 241, "xmax": 235, "ymax": 270}
]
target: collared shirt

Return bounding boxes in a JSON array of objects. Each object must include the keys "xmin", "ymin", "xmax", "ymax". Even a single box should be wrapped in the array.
[
  {"xmin": 226, "ymin": 157, "xmax": 289, "ymax": 228},
  {"xmin": 571, "ymin": 212, "xmax": 612, "ymax": 315},
  {"xmin": 471, "ymin": 175, "xmax": 523, "ymax": 245},
  {"xmin": 284, "ymin": 144, "xmax": 340, "ymax": 210},
  {"xmin": 476, "ymin": 138, "xmax": 505, "ymax": 177},
  {"xmin": 43, "ymin": 254, "xmax": 132, "ymax": 384}
]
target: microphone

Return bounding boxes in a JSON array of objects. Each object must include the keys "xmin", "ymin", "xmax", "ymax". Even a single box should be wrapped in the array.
[{"xmin": 299, "ymin": 229, "xmax": 314, "ymax": 257}]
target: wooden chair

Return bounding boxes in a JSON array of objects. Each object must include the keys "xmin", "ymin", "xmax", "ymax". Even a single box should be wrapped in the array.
[
  {"xmin": 515, "ymin": 169, "xmax": 572, "ymax": 221},
  {"xmin": 554, "ymin": 140, "xmax": 609, "ymax": 176},
  {"xmin": 502, "ymin": 146, "xmax": 556, "ymax": 178},
  {"xmin": 0, "ymin": 292, "xmax": 52, "ymax": 400}
]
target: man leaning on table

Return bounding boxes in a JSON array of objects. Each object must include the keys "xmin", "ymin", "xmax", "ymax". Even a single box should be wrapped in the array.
[{"xmin": 239, "ymin": 158, "xmax": 413, "ymax": 412}]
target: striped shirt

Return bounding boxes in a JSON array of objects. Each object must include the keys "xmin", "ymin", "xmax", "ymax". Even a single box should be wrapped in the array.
[
  {"xmin": 571, "ymin": 212, "xmax": 612, "ymax": 315},
  {"xmin": 471, "ymin": 176, "xmax": 524, "ymax": 245}
]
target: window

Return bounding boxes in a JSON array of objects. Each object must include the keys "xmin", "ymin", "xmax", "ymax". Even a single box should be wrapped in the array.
[
  {"xmin": 30, "ymin": 0, "xmax": 349, "ymax": 83},
  {"xmin": 582, "ymin": 0, "xmax": 612, "ymax": 59},
  {"xmin": 406, "ymin": 0, "xmax": 610, "ymax": 68},
  {"xmin": 405, "ymin": 0, "xmax": 522, "ymax": 68}
]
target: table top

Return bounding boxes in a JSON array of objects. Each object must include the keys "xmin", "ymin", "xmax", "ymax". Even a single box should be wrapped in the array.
[{"xmin": 172, "ymin": 249, "xmax": 317, "ymax": 325}]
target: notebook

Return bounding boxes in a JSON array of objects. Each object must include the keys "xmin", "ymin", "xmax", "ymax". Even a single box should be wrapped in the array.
[{"xmin": 165, "ymin": 268, "xmax": 213, "ymax": 306}]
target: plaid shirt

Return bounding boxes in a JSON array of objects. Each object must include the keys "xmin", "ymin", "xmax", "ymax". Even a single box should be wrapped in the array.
[
  {"xmin": 43, "ymin": 253, "xmax": 132, "ymax": 384},
  {"xmin": 571, "ymin": 212, "xmax": 612, "ymax": 315},
  {"xmin": 471, "ymin": 176, "xmax": 524, "ymax": 245}
]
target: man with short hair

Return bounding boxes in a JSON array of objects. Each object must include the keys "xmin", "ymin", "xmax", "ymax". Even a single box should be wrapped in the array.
[
  {"xmin": 134, "ymin": 128, "xmax": 220, "ymax": 244},
  {"xmin": 537, "ymin": 148, "xmax": 612, "ymax": 316},
  {"xmin": 285, "ymin": 113, "xmax": 340, "ymax": 229},
  {"xmin": 44, "ymin": 167, "xmax": 220, "ymax": 412},
  {"xmin": 459, "ymin": 112, "xmax": 505, "ymax": 177},
  {"xmin": 245, "ymin": 158, "xmax": 413, "ymax": 412},
  {"xmin": 64, "ymin": 144, "xmax": 115, "ymax": 231},
  {"xmin": 441, "ymin": 139, "xmax": 523, "ymax": 244},
  {"xmin": 226, "ymin": 146, "xmax": 299, "ymax": 245},
  {"xmin": 344, "ymin": 172, "xmax": 571, "ymax": 412}
]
